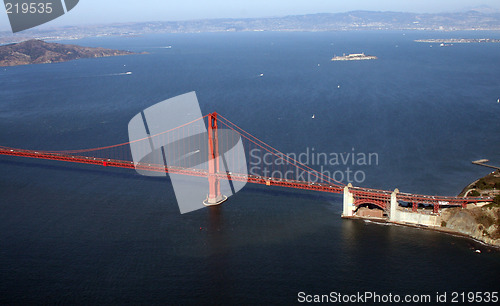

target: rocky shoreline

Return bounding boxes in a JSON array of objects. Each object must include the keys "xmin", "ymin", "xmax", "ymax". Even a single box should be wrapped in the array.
[
  {"xmin": 440, "ymin": 205, "xmax": 500, "ymax": 247},
  {"xmin": 345, "ymin": 214, "xmax": 500, "ymax": 250},
  {"xmin": 442, "ymin": 169, "xmax": 500, "ymax": 247}
]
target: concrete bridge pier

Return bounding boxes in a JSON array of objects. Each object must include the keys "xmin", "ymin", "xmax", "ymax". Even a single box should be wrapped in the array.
[
  {"xmin": 342, "ymin": 183, "xmax": 355, "ymax": 217},
  {"xmin": 389, "ymin": 188, "xmax": 399, "ymax": 222}
]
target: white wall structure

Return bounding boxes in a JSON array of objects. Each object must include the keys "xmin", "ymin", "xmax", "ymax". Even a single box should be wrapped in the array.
[{"xmin": 342, "ymin": 183, "xmax": 355, "ymax": 217}]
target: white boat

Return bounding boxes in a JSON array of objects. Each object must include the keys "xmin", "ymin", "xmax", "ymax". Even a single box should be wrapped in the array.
[
  {"xmin": 125, "ymin": 72, "xmax": 132, "ymax": 75},
  {"xmin": 312, "ymin": 114, "xmax": 315, "ymax": 119}
]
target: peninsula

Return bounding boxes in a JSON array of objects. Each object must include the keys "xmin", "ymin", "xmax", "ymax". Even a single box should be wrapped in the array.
[
  {"xmin": 331, "ymin": 53, "xmax": 377, "ymax": 61},
  {"xmin": 0, "ymin": 39, "xmax": 137, "ymax": 67}
]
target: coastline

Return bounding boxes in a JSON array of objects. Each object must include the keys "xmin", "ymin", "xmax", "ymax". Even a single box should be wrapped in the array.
[
  {"xmin": 343, "ymin": 170, "xmax": 500, "ymax": 249},
  {"xmin": 343, "ymin": 215, "xmax": 500, "ymax": 251}
]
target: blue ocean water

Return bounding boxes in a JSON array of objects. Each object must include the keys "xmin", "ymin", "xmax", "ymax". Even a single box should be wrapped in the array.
[{"xmin": 0, "ymin": 31, "xmax": 499, "ymax": 304}]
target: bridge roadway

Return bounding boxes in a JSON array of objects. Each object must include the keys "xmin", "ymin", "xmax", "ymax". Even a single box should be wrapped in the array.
[
  {"xmin": 0, "ymin": 147, "xmax": 492, "ymax": 208},
  {"xmin": 0, "ymin": 147, "xmax": 344, "ymax": 193}
]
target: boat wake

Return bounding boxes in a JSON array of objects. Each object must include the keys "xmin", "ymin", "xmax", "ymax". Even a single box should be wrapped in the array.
[
  {"xmin": 99, "ymin": 72, "xmax": 133, "ymax": 77},
  {"xmin": 148, "ymin": 46, "xmax": 172, "ymax": 49}
]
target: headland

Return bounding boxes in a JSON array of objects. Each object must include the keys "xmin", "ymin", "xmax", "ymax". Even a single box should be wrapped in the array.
[{"xmin": 0, "ymin": 39, "xmax": 140, "ymax": 67}]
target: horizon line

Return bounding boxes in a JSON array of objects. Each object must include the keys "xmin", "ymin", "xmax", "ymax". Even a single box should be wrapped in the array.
[{"xmin": 1, "ymin": 8, "xmax": 500, "ymax": 33}]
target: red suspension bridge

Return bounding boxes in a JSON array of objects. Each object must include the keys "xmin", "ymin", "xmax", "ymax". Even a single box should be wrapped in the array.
[{"xmin": 0, "ymin": 112, "xmax": 492, "ymax": 215}]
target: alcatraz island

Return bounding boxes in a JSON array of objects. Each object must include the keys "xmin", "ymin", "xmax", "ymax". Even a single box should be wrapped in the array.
[{"xmin": 331, "ymin": 53, "xmax": 377, "ymax": 61}]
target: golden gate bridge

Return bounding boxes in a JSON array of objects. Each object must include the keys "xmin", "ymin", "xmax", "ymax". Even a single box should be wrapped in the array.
[{"xmin": 0, "ymin": 112, "xmax": 492, "ymax": 215}]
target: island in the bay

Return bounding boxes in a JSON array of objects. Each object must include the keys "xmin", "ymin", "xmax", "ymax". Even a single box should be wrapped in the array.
[
  {"xmin": 331, "ymin": 53, "xmax": 377, "ymax": 61},
  {"xmin": 0, "ymin": 39, "xmax": 139, "ymax": 67},
  {"xmin": 415, "ymin": 38, "xmax": 500, "ymax": 43}
]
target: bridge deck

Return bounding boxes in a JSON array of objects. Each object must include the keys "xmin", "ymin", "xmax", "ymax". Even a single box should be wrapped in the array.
[{"xmin": 0, "ymin": 148, "xmax": 492, "ymax": 206}]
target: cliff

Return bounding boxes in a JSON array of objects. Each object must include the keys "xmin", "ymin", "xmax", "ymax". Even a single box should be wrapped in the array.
[
  {"xmin": 441, "ymin": 170, "xmax": 500, "ymax": 247},
  {"xmin": 441, "ymin": 205, "xmax": 500, "ymax": 247},
  {"xmin": 0, "ymin": 39, "xmax": 137, "ymax": 67}
]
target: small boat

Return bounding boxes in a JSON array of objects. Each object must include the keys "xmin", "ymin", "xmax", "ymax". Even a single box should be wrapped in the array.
[
  {"xmin": 312, "ymin": 114, "xmax": 315, "ymax": 119},
  {"xmin": 497, "ymin": 98, "xmax": 499, "ymax": 103},
  {"xmin": 259, "ymin": 73, "xmax": 264, "ymax": 77},
  {"xmin": 125, "ymin": 72, "xmax": 132, "ymax": 75}
]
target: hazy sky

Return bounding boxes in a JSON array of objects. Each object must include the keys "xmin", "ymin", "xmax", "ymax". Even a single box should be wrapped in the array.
[{"xmin": 1, "ymin": 0, "xmax": 499, "ymax": 31}]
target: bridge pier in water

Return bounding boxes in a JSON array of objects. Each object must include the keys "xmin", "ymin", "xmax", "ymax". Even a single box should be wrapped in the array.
[
  {"xmin": 389, "ymin": 188, "xmax": 399, "ymax": 222},
  {"xmin": 203, "ymin": 112, "xmax": 228, "ymax": 207},
  {"xmin": 342, "ymin": 183, "xmax": 355, "ymax": 217}
]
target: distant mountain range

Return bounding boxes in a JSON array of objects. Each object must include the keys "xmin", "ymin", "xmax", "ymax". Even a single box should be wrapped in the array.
[
  {"xmin": 0, "ymin": 39, "xmax": 136, "ymax": 66},
  {"xmin": 1, "ymin": 10, "xmax": 500, "ymax": 44}
]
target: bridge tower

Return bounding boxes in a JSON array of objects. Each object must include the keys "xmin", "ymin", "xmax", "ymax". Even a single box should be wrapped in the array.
[{"xmin": 203, "ymin": 112, "xmax": 227, "ymax": 206}]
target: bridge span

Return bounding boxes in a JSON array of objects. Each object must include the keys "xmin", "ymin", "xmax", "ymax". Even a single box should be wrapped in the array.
[{"xmin": 0, "ymin": 112, "xmax": 492, "ymax": 218}]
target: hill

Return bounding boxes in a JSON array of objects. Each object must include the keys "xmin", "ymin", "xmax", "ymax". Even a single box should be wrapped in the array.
[
  {"xmin": 439, "ymin": 170, "xmax": 500, "ymax": 247},
  {"xmin": 2, "ymin": 10, "xmax": 500, "ymax": 44},
  {"xmin": 0, "ymin": 39, "xmax": 136, "ymax": 67}
]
